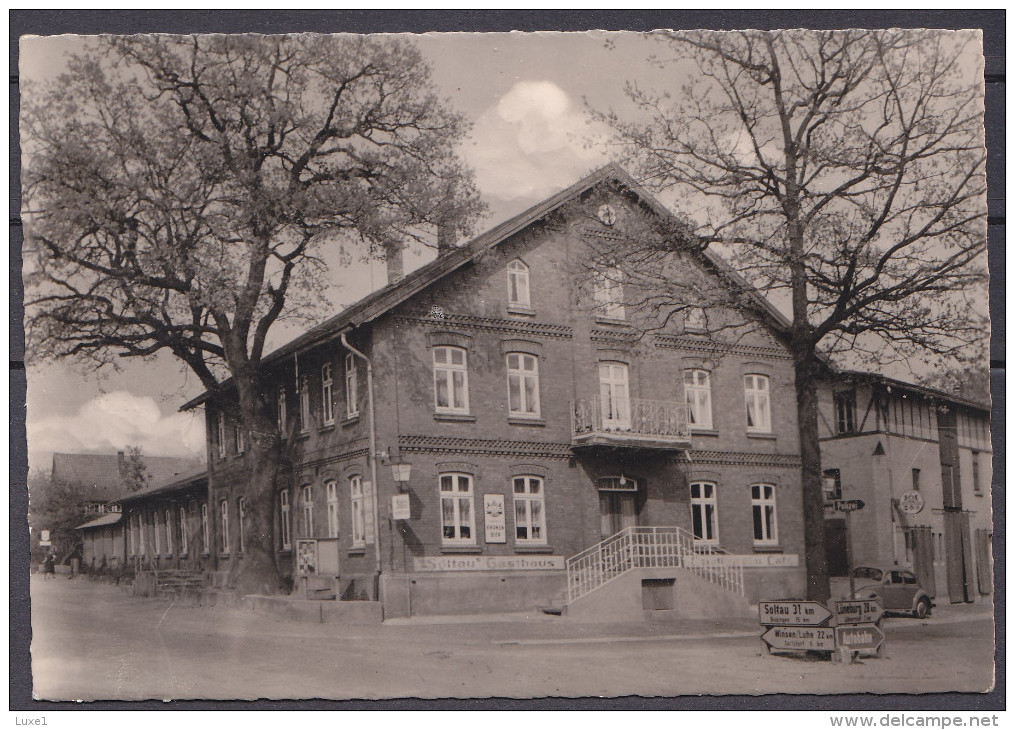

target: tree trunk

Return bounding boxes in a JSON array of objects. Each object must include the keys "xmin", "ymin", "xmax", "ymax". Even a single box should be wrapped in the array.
[{"xmin": 794, "ymin": 351, "xmax": 831, "ymax": 603}]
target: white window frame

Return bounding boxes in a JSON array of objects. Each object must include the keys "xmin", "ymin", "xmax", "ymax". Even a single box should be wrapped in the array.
[
  {"xmin": 433, "ymin": 346, "xmax": 470, "ymax": 414},
  {"xmin": 139, "ymin": 514, "xmax": 146, "ymax": 556},
  {"xmin": 689, "ymin": 482, "xmax": 718, "ymax": 544},
  {"xmin": 744, "ymin": 374, "xmax": 772, "ymax": 433},
  {"xmin": 598, "ymin": 362, "xmax": 631, "ymax": 430},
  {"xmin": 684, "ymin": 369, "xmax": 713, "ymax": 431},
  {"xmin": 298, "ymin": 375, "xmax": 311, "ymax": 433},
  {"xmin": 164, "ymin": 509, "xmax": 174, "ymax": 555},
  {"xmin": 128, "ymin": 513, "xmax": 135, "ymax": 555},
  {"xmin": 326, "ymin": 480, "xmax": 339, "ymax": 538},
  {"xmin": 237, "ymin": 497, "xmax": 246, "ymax": 554},
  {"xmin": 835, "ymin": 390, "xmax": 856, "ymax": 434},
  {"xmin": 751, "ymin": 484, "xmax": 778, "ymax": 546},
  {"xmin": 280, "ymin": 489, "xmax": 291, "ymax": 551},
  {"xmin": 507, "ymin": 259, "xmax": 531, "ymax": 308},
  {"xmin": 277, "ymin": 386, "xmax": 287, "ymax": 433},
  {"xmin": 350, "ymin": 475, "xmax": 366, "ymax": 548},
  {"xmin": 439, "ymin": 473, "xmax": 475, "ymax": 545},
  {"xmin": 322, "ymin": 363, "xmax": 335, "ymax": 425},
  {"xmin": 217, "ymin": 411, "xmax": 227, "ymax": 459},
  {"xmin": 201, "ymin": 503, "xmax": 209, "ymax": 554},
  {"xmin": 345, "ymin": 354, "xmax": 359, "ymax": 418},
  {"xmin": 301, "ymin": 484, "xmax": 314, "ymax": 537},
  {"xmin": 593, "ymin": 266, "xmax": 625, "ymax": 320},
  {"xmin": 153, "ymin": 512, "xmax": 161, "ymax": 555},
  {"xmin": 506, "ymin": 353, "xmax": 541, "ymax": 419},
  {"xmin": 234, "ymin": 423, "xmax": 245, "ymax": 454},
  {"xmin": 179, "ymin": 506, "xmax": 188, "ymax": 556},
  {"xmin": 220, "ymin": 499, "xmax": 230, "ymax": 555},
  {"xmin": 513, "ymin": 476, "xmax": 547, "ymax": 544}
]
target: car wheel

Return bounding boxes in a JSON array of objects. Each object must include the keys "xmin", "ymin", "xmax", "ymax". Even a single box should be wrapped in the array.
[{"xmin": 914, "ymin": 598, "xmax": 931, "ymax": 619}]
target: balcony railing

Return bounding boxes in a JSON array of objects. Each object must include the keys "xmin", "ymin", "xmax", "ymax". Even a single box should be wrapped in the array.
[{"xmin": 571, "ymin": 396, "xmax": 691, "ymax": 449}]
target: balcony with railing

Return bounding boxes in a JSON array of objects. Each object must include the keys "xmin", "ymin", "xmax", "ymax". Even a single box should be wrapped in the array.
[{"xmin": 570, "ymin": 396, "xmax": 691, "ymax": 450}]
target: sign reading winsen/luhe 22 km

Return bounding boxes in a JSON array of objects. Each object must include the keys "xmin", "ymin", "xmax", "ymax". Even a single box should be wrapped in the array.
[{"xmin": 758, "ymin": 601, "xmax": 832, "ymax": 627}]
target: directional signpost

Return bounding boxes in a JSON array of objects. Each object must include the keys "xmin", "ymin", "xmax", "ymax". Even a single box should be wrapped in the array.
[
  {"xmin": 762, "ymin": 626, "xmax": 836, "ymax": 651},
  {"xmin": 834, "ymin": 599, "xmax": 884, "ymax": 626},
  {"xmin": 760, "ymin": 597, "xmax": 886, "ymax": 662},
  {"xmin": 759, "ymin": 600, "xmax": 833, "ymax": 627},
  {"xmin": 836, "ymin": 624, "xmax": 885, "ymax": 654}
]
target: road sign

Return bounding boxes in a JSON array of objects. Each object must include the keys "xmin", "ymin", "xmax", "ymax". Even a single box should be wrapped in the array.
[
  {"xmin": 834, "ymin": 499, "xmax": 866, "ymax": 512},
  {"xmin": 899, "ymin": 491, "xmax": 924, "ymax": 514},
  {"xmin": 759, "ymin": 601, "xmax": 833, "ymax": 626},
  {"xmin": 834, "ymin": 599, "xmax": 884, "ymax": 625},
  {"xmin": 835, "ymin": 624, "xmax": 885, "ymax": 652},
  {"xmin": 761, "ymin": 626, "xmax": 836, "ymax": 651}
]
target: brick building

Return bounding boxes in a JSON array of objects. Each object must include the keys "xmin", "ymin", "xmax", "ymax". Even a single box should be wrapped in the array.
[
  {"xmin": 818, "ymin": 373, "xmax": 993, "ymax": 604},
  {"xmin": 185, "ymin": 165, "xmax": 810, "ymax": 617}
]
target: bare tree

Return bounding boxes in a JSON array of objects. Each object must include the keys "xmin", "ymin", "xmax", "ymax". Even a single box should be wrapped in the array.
[
  {"xmin": 23, "ymin": 34, "xmax": 485, "ymax": 594},
  {"xmin": 592, "ymin": 29, "xmax": 987, "ymax": 600}
]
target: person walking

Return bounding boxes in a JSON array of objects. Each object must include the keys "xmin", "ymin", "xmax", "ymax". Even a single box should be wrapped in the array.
[{"xmin": 43, "ymin": 552, "xmax": 55, "ymax": 579}]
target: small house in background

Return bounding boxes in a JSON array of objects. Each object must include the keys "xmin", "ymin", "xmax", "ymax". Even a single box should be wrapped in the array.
[{"xmin": 818, "ymin": 373, "xmax": 992, "ymax": 604}]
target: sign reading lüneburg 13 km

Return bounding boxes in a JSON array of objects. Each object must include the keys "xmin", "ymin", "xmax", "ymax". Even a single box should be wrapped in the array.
[
  {"xmin": 834, "ymin": 599, "xmax": 884, "ymax": 625},
  {"xmin": 759, "ymin": 601, "xmax": 832, "ymax": 626}
]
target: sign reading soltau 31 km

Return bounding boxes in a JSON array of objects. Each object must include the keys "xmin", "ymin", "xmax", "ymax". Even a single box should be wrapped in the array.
[
  {"xmin": 834, "ymin": 599, "xmax": 884, "ymax": 625},
  {"xmin": 759, "ymin": 601, "xmax": 833, "ymax": 626}
]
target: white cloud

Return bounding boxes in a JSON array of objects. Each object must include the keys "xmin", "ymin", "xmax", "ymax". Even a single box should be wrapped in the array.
[
  {"xmin": 28, "ymin": 390, "xmax": 206, "ymax": 469},
  {"xmin": 467, "ymin": 80, "xmax": 609, "ymax": 207}
]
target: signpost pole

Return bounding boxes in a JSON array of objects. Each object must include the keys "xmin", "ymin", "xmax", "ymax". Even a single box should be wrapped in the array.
[{"xmin": 846, "ymin": 509, "xmax": 855, "ymax": 598}]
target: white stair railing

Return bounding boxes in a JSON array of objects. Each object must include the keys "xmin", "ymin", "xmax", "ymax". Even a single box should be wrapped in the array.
[{"xmin": 565, "ymin": 526, "xmax": 744, "ymax": 604}]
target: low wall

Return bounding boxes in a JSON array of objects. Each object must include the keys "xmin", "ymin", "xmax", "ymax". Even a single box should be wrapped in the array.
[{"xmin": 380, "ymin": 571, "xmax": 567, "ymax": 618}]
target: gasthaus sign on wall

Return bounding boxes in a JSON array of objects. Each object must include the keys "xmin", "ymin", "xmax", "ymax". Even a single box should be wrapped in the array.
[{"xmin": 413, "ymin": 555, "xmax": 565, "ymax": 571}]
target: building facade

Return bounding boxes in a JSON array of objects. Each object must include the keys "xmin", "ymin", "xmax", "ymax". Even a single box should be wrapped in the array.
[
  {"xmin": 192, "ymin": 166, "xmax": 812, "ymax": 616},
  {"xmin": 818, "ymin": 374, "xmax": 993, "ymax": 604}
]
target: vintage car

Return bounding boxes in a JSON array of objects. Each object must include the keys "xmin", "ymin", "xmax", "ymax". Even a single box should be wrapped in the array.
[{"xmin": 851, "ymin": 566, "xmax": 934, "ymax": 618}]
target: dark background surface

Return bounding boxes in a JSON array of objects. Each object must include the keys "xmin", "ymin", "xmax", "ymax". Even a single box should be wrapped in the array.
[{"xmin": 9, "ymin": 9, "xmax": 1005, "ymax": 712}]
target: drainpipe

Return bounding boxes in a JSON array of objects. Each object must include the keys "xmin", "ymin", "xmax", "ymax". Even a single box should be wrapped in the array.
[{"xmin": 340, "ymin": 330, "xmax": 382, "ymax": 600}]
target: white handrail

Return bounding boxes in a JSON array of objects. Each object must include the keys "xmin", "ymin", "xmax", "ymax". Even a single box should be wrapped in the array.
[{"xmin": 565, "ymin": 526, "xmax": 744, "ymax": 603}]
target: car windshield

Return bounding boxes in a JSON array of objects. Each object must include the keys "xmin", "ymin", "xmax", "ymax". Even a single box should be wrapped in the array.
[{"xmin": 853, "ymin": 567, "xmax": 883, "ymax": 582}]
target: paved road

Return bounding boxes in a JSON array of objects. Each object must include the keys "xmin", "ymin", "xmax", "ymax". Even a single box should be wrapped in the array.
[{"xmin": 30, "ymin": 577, "xmax": 995, "ymax": 700}]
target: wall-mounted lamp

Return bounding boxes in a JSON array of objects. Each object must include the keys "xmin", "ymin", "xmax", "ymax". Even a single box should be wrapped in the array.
[{"xmin": 390, "ymin": 462, "xmax": 412, "ymax": 492}]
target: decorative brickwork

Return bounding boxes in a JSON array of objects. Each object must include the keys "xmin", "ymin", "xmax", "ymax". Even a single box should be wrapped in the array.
[
  {"xmin": 675, "ymin": 451, "xmax": 802, "ymax": 468},
  {"xmin": 654, "ymin": 334, "xmax": 792, "ymax": 360},
  {"xmin": 395, "ymin": 313, "xmax": 573, "ymax": 340},
  {"xmin": 399, "ymin": 434, "xmax": 573, "ymax": 460}
]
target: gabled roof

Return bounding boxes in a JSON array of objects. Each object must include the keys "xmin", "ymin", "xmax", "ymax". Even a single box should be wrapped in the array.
[
  {"xmin": 114, "ymin": 465, "xmax": 208, "ymax": 506},
  {"xmin": 51, "ymin": 452, "xmax": 205, "ymax": 502},
  {"xmin": 75, "ymin": 512, "xmax": 123, "ymax": 531},
  {"xmin": 181, "ymin": 163, "xmax": 796, "ymax": 410},
  {"xmin": 836, "ymin": 370, "xmax": 990, "ymax": 413}
]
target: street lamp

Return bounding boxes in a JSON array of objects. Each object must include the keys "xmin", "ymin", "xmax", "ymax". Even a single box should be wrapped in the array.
[{"xmin": 390, "ymin": 462, "xmax": 412, "ymax": 491}]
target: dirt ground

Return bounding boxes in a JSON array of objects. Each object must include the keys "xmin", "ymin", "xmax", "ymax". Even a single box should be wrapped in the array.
[{"xmin": 29, "ymin": 575, "xmax": 996, "ymax": 701}]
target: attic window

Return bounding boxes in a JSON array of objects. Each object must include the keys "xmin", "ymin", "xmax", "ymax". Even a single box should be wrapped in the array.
[{"xmin": 507, "ymin": 259, "xmax": 531, "ymax": 309}]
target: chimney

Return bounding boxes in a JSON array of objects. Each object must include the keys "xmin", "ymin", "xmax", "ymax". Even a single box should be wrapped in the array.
[
  {"xmin": 437, "ymin": 221, "xmax": 456, "ymax": 256},
  {"xmin": 117, "ymin": 450, "xmax": 126, "ymax": 479},
  {"xmin": 384, "ymin": 244, "xmax": 404, "ymax": 285}
]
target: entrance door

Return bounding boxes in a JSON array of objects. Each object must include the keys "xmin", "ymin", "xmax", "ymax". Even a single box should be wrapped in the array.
[
  {"xmin": 600, "ymin": 491, "xmax": 638, "ymax": 539},
  {"xmin": 824, "ymin": 518, "xmax": 848, "ymax": 576},
  {"xmin": 944, "ymin": 510, "xmax": 974, "ymax": 603}
]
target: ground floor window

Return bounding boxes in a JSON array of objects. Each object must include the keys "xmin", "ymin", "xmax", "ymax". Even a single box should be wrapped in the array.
[
  {"xmin": 350, "ymin": 476, "xmax": 366, "ymax": 547},
  {"xmin": 301, "ymin": 485, "xmax": 314, "ymax": 537},
  {"xmin": 513, "ymin": 476, "xmax": 546, "ymax": 543},
  {"xmin": 179, "ymin": 506, "xmax": 188, "ymax": 556},
  {"xmin": 689, "ymin": 482, "xmax": 718, "ymax": 544},
  {"xmin": 751, "ymin": 484, "xmax": 778, "ymax": 546},
  {"xmin": 164, "ymin": 509, "xmax": 173, "ymax": 555},
  {"xmin": 220, "ymin": 500, "xmax": 230, "ymax": 554},
  {"xmin": 201, "ymin": 503, "xmax": 209, "ymax": 554},
  {"xmin": 280, "ymin": 489, "xmax": 291, "ymax": 551},
  {"xmin": 238, "ymin": 497, "xmax": 246, "ymax": 554},
  {"xmin": 440, "ymin": 473, "xmax": 474, "ymax": 544},
  {"xmin": 326, "ymin": 480, "xmax": 339, "ymax": 538}
]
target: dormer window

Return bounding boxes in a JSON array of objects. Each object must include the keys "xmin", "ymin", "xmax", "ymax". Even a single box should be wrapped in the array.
[{"xmin": 507, "ymin": 259, "xmax": 531, "ymax": 308}]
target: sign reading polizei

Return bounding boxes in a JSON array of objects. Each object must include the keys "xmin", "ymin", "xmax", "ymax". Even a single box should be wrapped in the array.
[
  {"xmin": 758, "ymin": 601, "xmax": 832, "ymax": 626},
  {"xmin": 834, "ymin": 499, "xmax": 866, "ymax": 512},
  {"xmin": 835, "ymin": 624, "xmax": 885, "ymax": 652},
  {"xmin": 834, "ymin": 599, "xmax": 884, "ymax": 625},
  {"xmin": 761, "ymin": 626, "xmax": 836, "ymax": 651}
]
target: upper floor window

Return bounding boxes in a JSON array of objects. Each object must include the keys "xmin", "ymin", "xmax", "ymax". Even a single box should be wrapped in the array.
[
  {"xmin": 751, "ymin": 484, "xmax": 778, "ymax": 546},
  {"xmin": 599, "ymin": 362, "xmax": 631, "ymax": 429},
  {"xmin": 234, "ymin": 423, "xmax": 245, "ymax": 454},
  {"xmin": 506, "ymin": 353, "xmax": 540, "ymax": 418},
  {"xmin": 972, "ymin": 452, "xmax": 982, "ymax": 494},
  {"xmin": 345, "ymin": 354, "xmax": 359, "ymax": 418},
  {"xmin": 513, "ymin": 476, "xmax": 546, "ymax": 544},
  {"xmin": 301, "ymin": 484, "xmax": 314, "ymax": 537},
  {"xmin": 439, "ymin": 473, "xmax": 474, "ymax": 544},
  {"xmin": 433, "ymin": 346, "xmax": 469, "ymax": 414},
  {"xmin": 350, "ymin": 475, "xmax": 366, "ymax": 547},
  {"xmin": 834, "ymin": 390, "xmax": 856, "ymax": 434},
  {"xmin": 593, "ymin": 266, "xmax": 625, "ymax": 320},
  {"xmin": 689, "ymin": 482, "xmax": 718, "ymax": 544},
  {"xmin": 220, "ymin": 499, "xmax": 230, "ymax": 554},
  {"xmin": 237, "ymin": 497, "xmax": 246, "ymax": 554},
  {"xmin": 684, "ymin": 369, "xmax": 713, "ymax": 430},
  {"xmin": 507, "ymin": 259, "xmax": 531, "ymax": 308},
  {"xmin": 298, "ymin": 375, "xmax": 310, "ymax": 433},
  {"xmin": 277, "ymin": 386, "xmax": 287, "ymax": 433},
  {"xmin": 684, "ymin": 307, "xmax": 706, "ymax": 332},
  {"xmin": 911, "ymin": 468, "xmax": 921, "ymax": 491},
  {"xmin": 279, "ymin": 489, "xmax": 291, "ymax": 551},
  {"xmin": 217, "ymin": 411, "xmax": 227, "ymax": 459},
  {"xmin": 322, "ymin": 363, "xmax": 335, "ymax": 425},
  {"xmin": 744, "ymin": 374, "xmax": 772, "ymax": 433},
  {"xmin": 326, "ymin": 480, "xmax": 339, "ymax": 538}
]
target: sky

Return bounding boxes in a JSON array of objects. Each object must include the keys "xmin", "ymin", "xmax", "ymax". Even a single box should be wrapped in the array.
[{"xmin": 18, "ymin": 31, "xmax": 989, "ymax": 472}]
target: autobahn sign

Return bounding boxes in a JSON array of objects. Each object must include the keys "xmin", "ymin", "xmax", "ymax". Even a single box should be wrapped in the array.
[
  {"xmin": 835, "ymin": 623, "xmax": 885, "ymax": 652},
  {"xmin": 834, "ymin": 499, "xmax": 865, "ymax": 512},
  {"xmin": 834, "ymin": 599, "xmax": 884, "ymax": 625},
  {"xmin": 759, "ymin": 601, "xmax": 832, "ymax": 626},
  {"xmin": 762, "ymin": 626, "xmax": 836, "ymax": 651}
]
